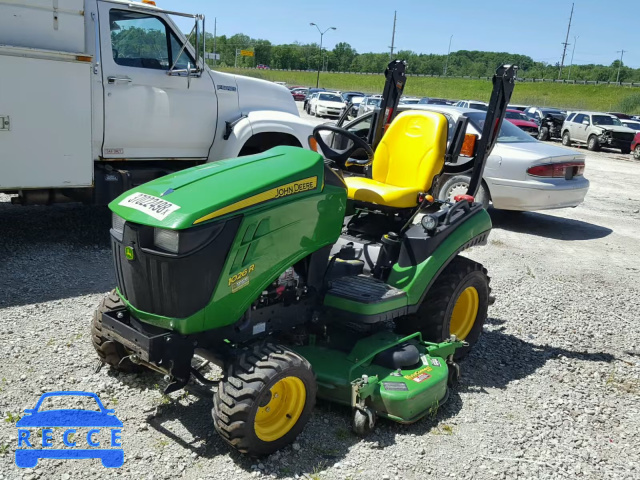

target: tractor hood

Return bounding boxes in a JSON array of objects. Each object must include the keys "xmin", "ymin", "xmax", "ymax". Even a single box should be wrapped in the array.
[{"xmin": 110, "ymin": 146, "xmax": 326, "ymax": 229}]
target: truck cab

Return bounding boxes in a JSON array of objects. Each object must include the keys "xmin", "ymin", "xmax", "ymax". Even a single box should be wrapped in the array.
[{"xmin": 0, "ymin": 0, "xmax": 313, "ymax": 205}]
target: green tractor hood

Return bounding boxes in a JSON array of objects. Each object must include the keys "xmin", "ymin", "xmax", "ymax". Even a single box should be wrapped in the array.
[{"xmin": 109, "ymin": 146, "xmax": 326, "ymax": 229}]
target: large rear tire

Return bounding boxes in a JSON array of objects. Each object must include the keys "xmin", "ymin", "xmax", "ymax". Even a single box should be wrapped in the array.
[
  {"xmin": 91, "ymin": 290, "xmax": 142, "ymax": 373},
  {"xmin": 213, "ymin": 343, "xmax": 316, "ymax": 456},
  {"xmin": 394, "ymin": 257, "xmax": 490, "ymax": 360}
]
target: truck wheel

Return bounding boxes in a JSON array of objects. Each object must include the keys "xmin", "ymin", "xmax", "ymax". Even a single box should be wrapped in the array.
[
  {"xmin": 634, "ymin": 145, "xmax": 640, "ymax": 160},
  {"xmin": 91, "ymin": 290, "xmax": 142, "ymax": 373},
  {"xmin": 394, "ymin": 257, "xmax": 490, "ymax": 360},
  {"xmin": 212, "ymin": 343, "xmax": 316, "ymax": 456},
  {"xmin": 438, "ymin": 175, "xmax": 490, "ymax": 210},
  {"xmin": 538, "ymin": 126, "xmax": 549, "ymax": 141},
  {"xmin": 588, "ymin": 135, "xmax": 601, "ymax": 151},
  {"xmin": 562, "ymin": 131, "xmax": 572, "ymax": 146},
  {"xmin": 621, "ymin": 147, "xmax": 631, "ymax": 155}
]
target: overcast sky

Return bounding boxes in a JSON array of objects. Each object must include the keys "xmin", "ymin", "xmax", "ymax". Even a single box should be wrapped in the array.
[{"xmin": 161, "ymin": 0, "xmax": 637, "ymax": 68}]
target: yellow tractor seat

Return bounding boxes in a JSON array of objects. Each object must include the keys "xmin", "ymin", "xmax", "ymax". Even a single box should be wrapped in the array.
[{"xmin": 345, "ymin": 110, "xmax": 448, "ymax": 209}]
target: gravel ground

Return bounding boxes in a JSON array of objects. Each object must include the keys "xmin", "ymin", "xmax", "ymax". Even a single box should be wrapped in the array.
[{"xmin": 1, "ymin": 138, "xmax": 639, "ymax": 480}]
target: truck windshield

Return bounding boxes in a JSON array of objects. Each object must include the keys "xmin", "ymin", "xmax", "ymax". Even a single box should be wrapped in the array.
[{"xmin": 593, "ymin": 115, "xmax": 622, "ymax": 126}]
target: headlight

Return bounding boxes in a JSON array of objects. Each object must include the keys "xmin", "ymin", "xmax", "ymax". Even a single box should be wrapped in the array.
[
  {"xmin": 112, "ymin": 212, "xmax": 125, "ymax": 240},
  {"xmin": 154, "ymin": 228, "xmax": 180, "ymax": 253},
  {"xmin": 421, "ymin": 214, "xmax": 438, "ymax": 232}
]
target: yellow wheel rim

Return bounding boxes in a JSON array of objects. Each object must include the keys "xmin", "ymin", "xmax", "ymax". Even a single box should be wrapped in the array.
[
  {"xmin": 450, "ymin": 286, "xmax": 479, "ymax": 339},
  {"xmin": 254, "ymin": 376, "xmax": 306, "ymax": 442}
]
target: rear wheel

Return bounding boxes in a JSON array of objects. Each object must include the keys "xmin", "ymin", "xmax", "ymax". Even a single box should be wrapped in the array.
[
  {"xmin": 394, "ymin": 257, "xmax": 490, "ymax": 360},
  {"xmin": 588, "ymin": 135, "xmax": 600, "ymax": 151},
  {"xmin": 562, "ymin": 131, "xmax": 572, "ymax": 146},
  {"xmin": 634, "ymin": 145, "xmax": 640, "ymax": 160},
  {"xmin": 212, "ymin": 343, "xmax": 316, "ymax": 456},
  {"xmin": 91, "ymin": 290, "xmax": 142, "ymax": 373},
  {"xmin": 438, "ymin": 175, "xmax": 490, "ymax": 210}
]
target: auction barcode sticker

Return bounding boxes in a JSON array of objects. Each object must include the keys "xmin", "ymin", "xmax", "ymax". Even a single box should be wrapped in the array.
[{"xmin": 118, "ymin": 192, "xmax": 180, "ymax": 220}]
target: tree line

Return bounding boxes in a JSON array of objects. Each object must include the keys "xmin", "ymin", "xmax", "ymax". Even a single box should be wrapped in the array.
[{"xmin": 203, "ymin": 33, "xmax": 640, "ymax": 83}]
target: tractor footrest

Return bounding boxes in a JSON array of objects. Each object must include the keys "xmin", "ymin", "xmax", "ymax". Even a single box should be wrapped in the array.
[{"xmin": 327, "ymin": 275, "xmax": 406, "ymax": 304}]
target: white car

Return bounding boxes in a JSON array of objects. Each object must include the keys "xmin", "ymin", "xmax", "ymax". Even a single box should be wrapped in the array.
[
  {"xmin": 309, "ymin": 92, "xmax": 346, "ymax": 118},
  {"xmin": 621, "ymin": 119, "xmax": 640, "ymax": 132},
  {"xmin": 454, "ymin": 100, "xmax": 488, "ymax": 111},
  {"xmin": 357, "ymin": 95, "xmax": 383, "ymax": 117},
  {"xmin": 338, "ymin": 105, "xmax": 589, "ymax": 211}
]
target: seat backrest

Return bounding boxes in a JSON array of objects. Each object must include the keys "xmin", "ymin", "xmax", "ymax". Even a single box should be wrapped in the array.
[{"xmin": 372, "ymin": 111, "xmax": 448, "ymax": 192}]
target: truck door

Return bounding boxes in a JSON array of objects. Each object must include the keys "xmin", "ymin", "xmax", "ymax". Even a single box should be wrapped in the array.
[{"xmin": 98, "ymin": 4, "xmax": 217, "ymax": 159}]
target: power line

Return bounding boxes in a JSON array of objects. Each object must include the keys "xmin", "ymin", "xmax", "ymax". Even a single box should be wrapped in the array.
[{"xmin": 558, "ymin": 2, "xmax": 574, "ymax": 79}]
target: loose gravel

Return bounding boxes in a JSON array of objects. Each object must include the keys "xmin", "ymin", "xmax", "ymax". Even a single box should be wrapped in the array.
[{"xmin": 0, "ymin": 147, "xmax": 639, "ymax": 480}]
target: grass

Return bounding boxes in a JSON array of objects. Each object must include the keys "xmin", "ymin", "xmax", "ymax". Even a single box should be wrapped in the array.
[
  {"xmin": 4, "ymin": 412, "xmax": 21, "ymax": 424},
  {"xmin": 219, "ymin": 67, "xmax": 639, "ymax": 112}
]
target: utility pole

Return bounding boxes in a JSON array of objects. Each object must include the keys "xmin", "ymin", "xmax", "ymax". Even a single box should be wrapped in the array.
[
  {"xmin": 310, "ymin": 23, "xmax": 336, "ymax": 88},
  {"xmin": 235, "ymin": 49, "xmax": 239, "ymax": 68},
  {"xmin": 389, "ymin": 11, "xmax": 397, "ymax": 60},
  {"xmin": 568, "ymin": 35, "xmax": 578, "ymax": 80},
  {"xmin": 558, "ymin": 2, "xmax": 574, "ymax": 79},
  {"xmin": 443, "ymin": 35, "xmax": 453, "ymax": 76},
  {"xmin": 213, "ymin": 17, "xmax": 217, "ymax": 66},
  {"xmin": 616, "ymin": 49, "xmax": 626, "ymax": 83}
]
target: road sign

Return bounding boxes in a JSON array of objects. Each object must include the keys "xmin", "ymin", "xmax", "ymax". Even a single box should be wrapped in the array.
[
  {"xmin": 205, "ymin": 52, "xmax": 220, "ymax": 60},
  {"xmin": 240, "ymin": 50, "xmax": 254, "ymax": 57}
]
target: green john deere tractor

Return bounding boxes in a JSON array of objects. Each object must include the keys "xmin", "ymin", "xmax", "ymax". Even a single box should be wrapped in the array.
[{"xmin": 92, "ymin": 65, "xmax": 516, "ymax": 456}]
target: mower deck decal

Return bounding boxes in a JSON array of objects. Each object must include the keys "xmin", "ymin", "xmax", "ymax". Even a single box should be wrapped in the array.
[
  {"xmin": 193, "ymin": 176, "xmax": 318, "ymax": 224},
  {"xmin": 118, "ymin": 192, "xmax": 180, "ymax": 220}
]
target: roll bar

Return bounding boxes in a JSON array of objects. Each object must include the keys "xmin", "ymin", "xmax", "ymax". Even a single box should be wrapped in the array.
[
  {"xmin": 369, "ymin": 60, "xmax": 407, "ymax": 150},
  {"xmin": 466, "ymin": 65, "xmax": 517, "ymax": 197}
]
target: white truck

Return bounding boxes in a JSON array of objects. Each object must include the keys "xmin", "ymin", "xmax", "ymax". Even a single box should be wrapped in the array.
[{"xmin": 0, "ymin": 0, "xmax": 312, "ymax": 205}]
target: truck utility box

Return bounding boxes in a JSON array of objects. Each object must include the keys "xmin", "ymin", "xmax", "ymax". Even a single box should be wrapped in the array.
[
  {"xmin": 0, "ymin": 0, "xmax": 86, "ymax": 53},
  {"xmin": 0, "ymin": 0, "xmax": 311, "ymax": 205}
]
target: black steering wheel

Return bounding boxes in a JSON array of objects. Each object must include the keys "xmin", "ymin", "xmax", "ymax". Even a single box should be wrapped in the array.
[{"xmin": 313, "ymin": 125, "xmax": 374, "ymax": 169}]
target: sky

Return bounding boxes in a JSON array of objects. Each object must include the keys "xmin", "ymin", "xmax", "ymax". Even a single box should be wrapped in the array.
[{"xmin": 159, "ymin": 0, "xmax": 638, "ymax": 69}]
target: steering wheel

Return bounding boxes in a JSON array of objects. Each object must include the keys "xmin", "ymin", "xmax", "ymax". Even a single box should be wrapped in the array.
[{"xmin": 312, "ymin": 125, "xmax": 374, "ymax": 169}]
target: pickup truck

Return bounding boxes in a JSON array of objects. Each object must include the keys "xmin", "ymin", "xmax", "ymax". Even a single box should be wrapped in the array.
[{"xmin": 0, "ymin": 0, "xmax": 313, "ymax": 205}]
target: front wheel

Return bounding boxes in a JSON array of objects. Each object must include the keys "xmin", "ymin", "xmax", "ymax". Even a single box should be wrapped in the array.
[
  {"xmin": 212, "ymin": 343, "xmax": 316, "ymax": 456},
  {"xmin": 588, "ymin": 135, "xmax": 600, "ymax": 151},
  {"xmin": 621, "ymin": 147, "xmax": 631, "ymax": 155},
  {"xmin": 538, "ymin": 126, "xmax": 549, "ymax": 141},
  {"xmin": 634, "ymin": 145, "xmax": 640, "ymax": 160},
  {"xmin": 438, "ymin": 175, "xmax": 490, "ymax": 210},
  {"xmin": 562, "ymin": 131, "xmax": 572, "ymax": 146},
  {"xmin": 91, "ymin": 290, "xmax": 142, "ymax": 373},
  {"xmin": 394, "ymin": 257, "xmax": 491, "ymax": 360}
]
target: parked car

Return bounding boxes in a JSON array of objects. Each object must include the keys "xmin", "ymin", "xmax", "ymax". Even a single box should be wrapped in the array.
[
  {"xmin": 399, "ymin": 97, "xmax": 423, "ymax": 105},
  {"xmin": 348, "ymin": 96, "xmax": 365, "ymax": 118},
  {"xmin": 303, "ymin": 88, "xmax": 326, "ymax": 111},
  {"xmin": 419, "ymin": 97, "xmax": 453, "ymax": 106},
  {"xmin": 561, "ymin": 112, "xmax": 635, "ymax": 153},
  {"xmin": 342, "ymin": 91, "xmax": 365, "ymax": 104},
  {"xmin": 508, "ymin": 104, "xmax": 528, "ymax": 112},
  {"xmin": 291, "ymin": 88, "xmax": 309, "ymax": 101},
  {"xmin": 336, "ymin": 105, "xmax": 589, "ymax": 211},
  {"xmin": 607, "ymin": 112, "xmax": 633, "ymax": 120},
  {"xmin": 357, "ymin": 95, "xmax": 383, "ymax": 116},
  {"xmin": 524, "ymin": 107, "xmax": 566, "ymax": 141},
  {"xmin": 505, "ymin": 109, "xmax": 539, "ymax": 136},
  {"xmin": 453, "ymin": 100, "xmax": 488, "ymax": 111},
  {"xmin": 256, "ymin": 64, "xmax": 270, "ymax": 70},
  {"xmin": 632, "ymin": 133, "xmax": 640, "ymax": 159},
  {"xmin": 620, "ymin": 119, "xmax": 640, "ymax": 131},
  {"xmin": 309, "ymin": 92, "xmax": 346, "ymax": 118}
]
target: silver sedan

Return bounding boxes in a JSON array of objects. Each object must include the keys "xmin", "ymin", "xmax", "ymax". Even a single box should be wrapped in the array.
[{"xmin": 339, "ymin": 105, "xmax": 590, "ymax": 211}]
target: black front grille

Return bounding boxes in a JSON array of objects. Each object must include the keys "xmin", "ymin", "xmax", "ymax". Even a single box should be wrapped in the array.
[
  {"xmin": 613, "ymin": 132, "xmax": 634, "ymax": 142},
  {"xmin": 112, "ymin": 218, "xmax": 241, "ymax": 319}
]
